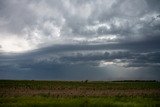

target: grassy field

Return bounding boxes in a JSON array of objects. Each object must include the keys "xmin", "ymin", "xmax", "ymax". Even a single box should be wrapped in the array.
[{"xmin": 0, "ymin": 80, "xmax": 160, "ymax": 107}]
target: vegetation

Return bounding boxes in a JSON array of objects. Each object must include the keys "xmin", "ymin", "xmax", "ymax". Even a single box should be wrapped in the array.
[{"xmin": 0, "ymin": 80, "xmax": 160, "ymax": 107}]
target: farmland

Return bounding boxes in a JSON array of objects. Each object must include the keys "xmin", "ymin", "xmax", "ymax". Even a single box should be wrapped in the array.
[{"xmin": 0, "ymin": 80, "xmax": 160, "ymax": 107}]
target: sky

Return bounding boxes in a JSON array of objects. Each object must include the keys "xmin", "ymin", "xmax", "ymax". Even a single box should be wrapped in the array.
[{"xmin": 0, "ymin": 0, "xmax": 160, "ymax": 80}]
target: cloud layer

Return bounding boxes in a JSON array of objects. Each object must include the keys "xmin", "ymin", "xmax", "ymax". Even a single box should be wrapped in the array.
[{"xmin": 0, "ymin": 0, "xmax": 160, "ymax": 80}]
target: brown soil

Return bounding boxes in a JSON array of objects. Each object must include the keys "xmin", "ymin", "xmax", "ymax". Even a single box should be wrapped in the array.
[{"xmin": 0, "ymin": 88, "xmax": 159, "ymax": 97}]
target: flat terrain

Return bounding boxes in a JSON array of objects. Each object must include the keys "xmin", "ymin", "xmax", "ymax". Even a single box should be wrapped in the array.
[{"xmin": 0, "ymin": 80, "xmax": 160, "ymax": 107}]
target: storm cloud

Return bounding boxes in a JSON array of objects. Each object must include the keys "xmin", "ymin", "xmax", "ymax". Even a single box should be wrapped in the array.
[{"xmin": 0, "ymin": 0, "xmax": 160, "ymax": 80}]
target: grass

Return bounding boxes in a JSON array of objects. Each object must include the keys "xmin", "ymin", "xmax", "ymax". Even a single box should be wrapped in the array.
[
  {"xmin": 0, "ymin": 96, "xmax": 160, "ymax": 107},
  {"xmin": 0, "ymin": 80, "xmax": 159, "ymax": 90},
  {"xmin": 0, "ymin": 80, "xmax": 160, "ymax": 107}
]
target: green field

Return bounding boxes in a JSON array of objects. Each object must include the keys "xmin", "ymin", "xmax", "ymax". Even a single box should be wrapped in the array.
[{"xmin": 0, "ymin": 80, "xmax": 160, "ymax": 107}]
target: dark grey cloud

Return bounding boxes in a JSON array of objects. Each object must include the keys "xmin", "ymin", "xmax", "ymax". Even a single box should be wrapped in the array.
[
  {"xmin": 145, "ymin": 0, "xmax": 160, "ymax": 12},
  {"xmin": 1, "ymin": 42, "xmax": 160, "ymax": 80},
  {"xmin": 0, "ymin": 0, "xmax": 160, "ymax": 80}
]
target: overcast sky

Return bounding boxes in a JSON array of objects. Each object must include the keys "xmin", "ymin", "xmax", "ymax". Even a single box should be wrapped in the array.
[{"xmin": 0, "ymin": 0, "xmax": 160, "ymax": 80}]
